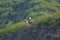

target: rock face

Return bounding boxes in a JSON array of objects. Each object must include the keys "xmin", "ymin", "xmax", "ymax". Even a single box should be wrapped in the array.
[{"xmin": 0, "ymin": 21, "xmax": 60, "ymax": 40}]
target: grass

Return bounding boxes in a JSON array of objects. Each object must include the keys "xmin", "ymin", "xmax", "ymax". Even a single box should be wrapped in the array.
[
  {"xmin": 0, "ymin": 12, "xmax": 60, "ymax": 35},
  {"xmin": 30, "ymin": 12, "xmax": 60, "ymax": 25},
  {"xmin": 0, "ymin": 0, "xmax": 60, "ymax": 36},
  {"xmin": 0, "ymin": 21, "xmax": 30, "ymax": 35}
]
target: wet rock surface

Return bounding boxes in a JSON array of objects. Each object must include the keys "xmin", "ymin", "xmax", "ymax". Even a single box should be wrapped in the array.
[{"xmin": 0, "ymin": 22, "xmax": 60, "ymax": 40}]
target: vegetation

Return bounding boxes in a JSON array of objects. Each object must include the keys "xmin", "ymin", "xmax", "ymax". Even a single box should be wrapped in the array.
[
  {"xmin": 0, "ymin": 0, "xmax": 60, "ymax": 36},
  {"xmin": 0, "ymin": 21, "xmax": 30, "ymax": 35}
]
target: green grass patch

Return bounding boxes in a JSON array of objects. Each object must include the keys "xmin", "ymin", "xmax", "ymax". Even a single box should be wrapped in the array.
[{"xmin": 0, "ymin": 21, "xmax": 30, "ymax": 35}]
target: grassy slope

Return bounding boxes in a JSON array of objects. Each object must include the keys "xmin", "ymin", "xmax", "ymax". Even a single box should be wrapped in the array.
[{"xmin": 0, "ymin": 0, "xmax": 60, "ymax": 35}]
